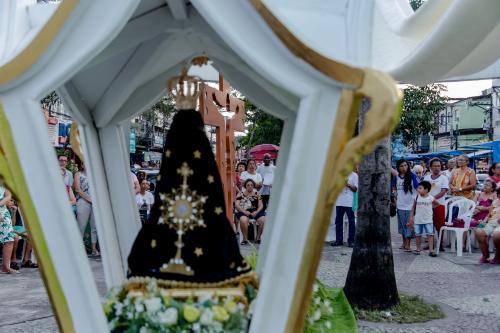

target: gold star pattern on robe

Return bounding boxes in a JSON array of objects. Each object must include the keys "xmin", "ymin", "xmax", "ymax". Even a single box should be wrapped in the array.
[
  {"xmin": 207, "ymin": 175, "xmax": 214, "ymax": 184},
  {"xmin": 194, "ymin": 248, "xmax": 203, "ymax": 257},
  {"xmin": 193, "ymin": 150, "xmax": 201, "ymax": 159},
  {"xmin": 151, "ymin": 239, "xmax": 157, "ymax": 248},
  {"xmin": 165, "ymin": 150, "xmax": 171, "ymax": 158},
  {"xmin": 214, "ymin": 206, "xmax": 223, "ymax": 215}
]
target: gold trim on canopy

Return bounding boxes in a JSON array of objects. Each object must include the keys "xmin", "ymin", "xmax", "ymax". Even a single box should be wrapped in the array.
[
  {"xmin": 250, "ymin": 0, "xmax": 364, "ymax": 87},
  {"xmin": 0, "ymin": 0, "xmax": 79, "ymax": 85},
  {"xmin": 0, "ymin": 101, "xmax": 75, "ymax": 332}
]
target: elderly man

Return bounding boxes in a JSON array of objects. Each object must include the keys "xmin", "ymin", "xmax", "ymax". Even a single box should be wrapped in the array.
[{"xmin": 443, "ymin": 158, "xmax": 456, "ymax": 181}]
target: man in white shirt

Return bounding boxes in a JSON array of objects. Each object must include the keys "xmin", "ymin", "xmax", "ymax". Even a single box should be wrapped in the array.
[
  {"xmin": 136, "ymin": 180, "xmax": 154, "ymax": 224},
  {"xmin": 257, "ymin": 154, "xmax": 275, "ymax": 211},
  {"xmin": 58, "ymin": 154, "xmax": 73, "ymax": 188},
  {"xmin": 331, "ymin": 171, "xmax": 358, "ymax": 247}
]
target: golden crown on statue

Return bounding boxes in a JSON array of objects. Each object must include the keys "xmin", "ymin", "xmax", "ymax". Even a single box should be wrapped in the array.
[
  {"xmin": 168, "ymin": 67, "xmax": 201, "ymax": 110},
  {"xmin": 168, "ymin": 56, "xmax": 209, "ymax": 110}
]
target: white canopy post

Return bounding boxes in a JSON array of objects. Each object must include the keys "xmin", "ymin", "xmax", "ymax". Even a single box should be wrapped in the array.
[{"xmin": 0, "ymin": 92, "xmax": 109, "ymax": 332}]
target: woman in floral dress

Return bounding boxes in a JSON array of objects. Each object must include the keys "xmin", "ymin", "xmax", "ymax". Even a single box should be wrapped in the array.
[{"xmin": 0, "ymin": 185, "xmax": 19, "ymax": 273}]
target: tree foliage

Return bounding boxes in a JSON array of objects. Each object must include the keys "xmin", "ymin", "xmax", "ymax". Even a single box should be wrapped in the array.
[
  {"xmin": 238, "ymin": 98, "xmax": 283, "ymax": 149},
  {"xmin": 394, "ymin": 84, "xmax": 448, "ymax": 151}
]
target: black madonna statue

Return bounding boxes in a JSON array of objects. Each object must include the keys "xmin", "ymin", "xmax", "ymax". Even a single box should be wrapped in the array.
[{"xmin": 105, "ymin": 59, "xmax": 257, "ymax": 332}]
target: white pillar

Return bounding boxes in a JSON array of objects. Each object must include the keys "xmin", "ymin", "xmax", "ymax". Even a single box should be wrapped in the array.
[
  {"xmin": 99, "ymin": 122, "xmax": 142, "ymax": 266},
  {"xmin": 251, "ymin": 89, "xmax": 342, "ymax": 333},
  {"xmin": 58, "ymin": 84, "xmax": 128, "ymax": 285},
  {"xmin": 1, "ymin": 92, "xmax": 108, "ymax": 332}
]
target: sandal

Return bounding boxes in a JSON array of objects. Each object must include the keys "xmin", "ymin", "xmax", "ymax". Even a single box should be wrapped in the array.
[
  {"xmin": 413, "ymin": 250, "xmax": 421, "ymax": 255},
  {"xmin": 10, "ymin": 262, "xmax": 19, "ymax": 270},
  {"xmin": 1, "ymin": 269, "xmax": 20, "ymax": 274},
  {"xmin": 490, "ymin": 257, "xmax": 500, "ymax": 265},
  {"xmin": 21, "ymin": 260, "xmax": 38, "ymax": 268},
  {"xmin": 404, "ymin": 248, "xmax": 412, "ymax": 252},
  {"xmin": 429, "ymin": 252, "xmax": 437, "ymax": 257},
  {"xmin": 240, "ymin": 240, "xmax": 248, "ymax": 245}
]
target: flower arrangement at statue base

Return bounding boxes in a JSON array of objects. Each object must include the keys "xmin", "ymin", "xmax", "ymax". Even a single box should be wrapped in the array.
[{"xmin": 104, "ymin": 274, "xmax": 258, "ymax": 333}]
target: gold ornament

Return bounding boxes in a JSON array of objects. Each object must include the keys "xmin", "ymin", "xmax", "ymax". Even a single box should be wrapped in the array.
[
  {"xmin": 158, "ymin": 162, "xmax": 207, "ymax": 275},
  {"xmin": 168, "ymin": 68, "xmax": 201, "ymax": 110},
  {"xmin": 193, "ymin": 150, "xmax": 201, "ymax": 159},
  {"xmin": 214, "ymin": 207, "xmax": 223, "ymax": 215},
  {"xmin": 207, "ymin": 175, "xmax": 214, "ymax": 184}
]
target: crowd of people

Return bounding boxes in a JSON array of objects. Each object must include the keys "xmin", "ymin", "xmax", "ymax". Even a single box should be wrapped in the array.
[{"xmin": 393, "ymin": 154, "xmax": 500, "ymax": 262}]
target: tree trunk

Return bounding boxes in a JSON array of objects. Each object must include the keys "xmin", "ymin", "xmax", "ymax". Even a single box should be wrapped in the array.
[{"xmin": 343, "ymin": 100, "xmax": 399, "ymax": 309}]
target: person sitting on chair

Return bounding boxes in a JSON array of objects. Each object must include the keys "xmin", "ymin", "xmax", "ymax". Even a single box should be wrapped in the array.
[
  {"xmin": 475, "ymin": 187, "xmax": 500, "ymax": 264},
  {"xmin": 235, "ymin": 179, "xmax": 266, "ymax": 245}
]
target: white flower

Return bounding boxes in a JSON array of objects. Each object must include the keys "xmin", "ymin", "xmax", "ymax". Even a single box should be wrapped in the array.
[
  {"xmin": 144, "ymin": 297, "xmax": 162, "ymax": 313},
  {"xmin": 135, "ymin": 303, "xmax": 145, "ymax": 313},
  {"xmin": 312, "ymin": 309, "xmax": 321, "ymax": 321},
  {"xmin": 314, "ymin": 297, "xmax": 320, "ymax": 305},
  {"xmin": 324, "ymin": 300, "xmax": 331, "ymax": 307},
  {"xmin": 114, "ymin": 303, "xmax": 123, "ymax": 316},
  {"xmin": 325, "ymin": 321, "xmax": 332, "ymax": 329},
  {"xmin": 139, "ymin": 327, "xmax": 148, "ymax": 333},
  {"xmin": 126, "ymin": 311, "xmax": 134, "ymax": 319},
  {"xmin": 192, "ymin": 323, "xmax": 201, "ymax": 332},
  {"xmin": 212, "ymin": 321, "xmax": 223, "ymax": 332},
  {"xmin": 313, "ymin": 283, "xmax": 319, "ymax": 293},
  {"xmin": 326, "ymin": 305, "xmax": 333, "ymax": 314},
  {"xmin": 158, "ymin": 308, "xmax": 178, "ymax": 325},
  {"xmin": 200, "ymin": 309, "xmax": 214, "ymax": 325}
]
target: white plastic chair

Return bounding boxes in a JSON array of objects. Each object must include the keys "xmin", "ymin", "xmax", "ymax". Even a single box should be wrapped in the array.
[{"xmin": 437, "ymin": 198, "xmax": 476, "ymax": 256}]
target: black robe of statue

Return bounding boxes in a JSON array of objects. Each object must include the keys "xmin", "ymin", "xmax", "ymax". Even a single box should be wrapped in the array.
[{"xmin": 128, "ymin": 110, "xmax": 249, "ymax": 283}]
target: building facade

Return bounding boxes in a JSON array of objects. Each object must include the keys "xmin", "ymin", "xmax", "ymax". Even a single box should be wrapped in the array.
[{"xmin": 431, "ymin": 90, "xmax": 496, "ymax": 151}]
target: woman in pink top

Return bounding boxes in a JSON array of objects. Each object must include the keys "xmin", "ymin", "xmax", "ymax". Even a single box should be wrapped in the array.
[
  {"xmin": 488, "ymin": 163, "xmax": 500, "ymax": 187},
  {"xmin": 471, "ymin": 180, "xmax": 496, "ymax": 227}
]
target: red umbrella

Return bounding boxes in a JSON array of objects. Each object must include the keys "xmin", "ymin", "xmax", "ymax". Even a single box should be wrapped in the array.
[{"xmin": 249, "ymin": 144, "xmax": 280, "ymax": 161}]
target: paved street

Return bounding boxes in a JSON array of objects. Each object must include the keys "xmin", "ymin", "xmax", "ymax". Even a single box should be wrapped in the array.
[
  {"xmin": 318, "ymin": 218, "xmax": 500, "ymax": 333},
  {"xmin": 1, "ymin": 218, "xmax": 500, "ymax": 332}
]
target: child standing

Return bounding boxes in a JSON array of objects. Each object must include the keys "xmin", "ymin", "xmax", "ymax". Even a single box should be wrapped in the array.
[{"xmin": 409, "ymin": 181, "xmax": 439, "ymax": 257}]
